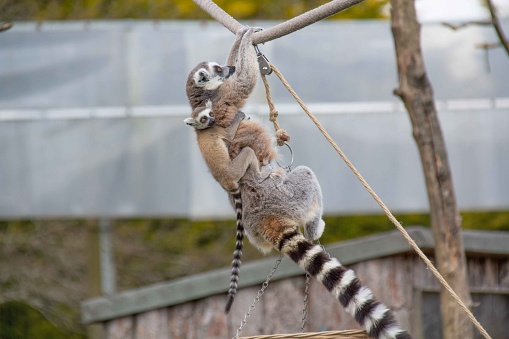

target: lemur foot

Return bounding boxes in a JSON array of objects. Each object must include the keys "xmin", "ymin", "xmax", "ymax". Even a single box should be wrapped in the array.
[
  {"xmin": 233, "ymin": 110, "xmax": 246, "ymax": 123},
  {"xmin": 259, "ymin": 165, "xmax": 273, "ymax": 182}
]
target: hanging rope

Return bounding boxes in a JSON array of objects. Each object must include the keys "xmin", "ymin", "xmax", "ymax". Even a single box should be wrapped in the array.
[
  {"xmin": 240, "ymin": 330, "xmax": 368, "ymax": 339},
  {"xmin": 192, "ymin": 2, "xmax": 492, "ymax": 338},
  {"xmin": 260, "ymin": 73, "xmax": 290, "ymax": 146},
  {"xmin": 192, "ymin": 0, "xmax": 364, "ymax": 45},
  {"xmin": 264, "ymin": 63, "xmax": 492, "ymax": 339}
]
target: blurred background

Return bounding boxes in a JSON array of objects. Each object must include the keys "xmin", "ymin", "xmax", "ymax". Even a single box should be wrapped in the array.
[{"xmin": 0, "ymin": 0, "xmax": 508, "ymax": 338}]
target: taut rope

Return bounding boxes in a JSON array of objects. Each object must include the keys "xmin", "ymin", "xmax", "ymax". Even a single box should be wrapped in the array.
[
  {"xmin": 264, "ymin": 63, "xmax": 491, "ymax": 339},
  {"xmin": 192, "ymin": 0, "xmax": 364, "ymax": 44}
]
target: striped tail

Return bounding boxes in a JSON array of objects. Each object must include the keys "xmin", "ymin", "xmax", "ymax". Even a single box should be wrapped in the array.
[
  {"xmin": 278, "ymin": 230, "xmax": 412, "ymax": 339},
  {"xmin": 225, "ymin": 189, "xmax": 244, "ymax": 313}
]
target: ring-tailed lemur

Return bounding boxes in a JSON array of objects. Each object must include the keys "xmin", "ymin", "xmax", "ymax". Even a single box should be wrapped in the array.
[
  {"xmin": 185, "ymin": 26, "xmax": 277, "ymax": 313},
  {"xmin": 228, "ymin": 166, "xmax": 411, "ymax": 339},
  {"xmin": 184, "ymin": 102, "xmax": 271, "ymax": 313},
  {"xmin": 185, "ymin": 26, "xmax": 277, "ymax": 167},
  {"xmin": 184, "ymin": 101, "xmax": 269, "ymax": 192}
]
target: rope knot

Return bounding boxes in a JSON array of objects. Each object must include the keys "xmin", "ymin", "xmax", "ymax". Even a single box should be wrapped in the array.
[
  {"xmin": 275, "ymin": 129, "xmax": 290, "ymax": 146},
  {"xmin": 269, "ymin": 109, "xmax": 279, "ymax": 122}
]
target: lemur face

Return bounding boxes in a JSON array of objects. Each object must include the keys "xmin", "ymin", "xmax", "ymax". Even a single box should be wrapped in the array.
[
  {"xmin": 192, "ymin": 62, "xmax": 236, "ymax": 90},
  {"xmin": 184, "ymin": 106, "xmax": 216, "ymax": 130}
]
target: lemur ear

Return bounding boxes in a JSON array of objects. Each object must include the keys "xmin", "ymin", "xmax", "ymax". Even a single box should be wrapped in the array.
[
  {"xmin": 184, "ymin": 118, "xmax": 197, "ymax": 126},
  {"xmin": 205, "ymin": 100, "xmax": 212, "ymax": 109}
]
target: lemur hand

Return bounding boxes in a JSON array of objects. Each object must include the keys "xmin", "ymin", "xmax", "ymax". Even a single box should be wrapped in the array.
[
  {"xmin": 233, "ymin": 110, "xmax": 246, "ymax": 123},
  {"xmin": 235, "ymin": 26, "xmax": 249, "ymax": 38}
]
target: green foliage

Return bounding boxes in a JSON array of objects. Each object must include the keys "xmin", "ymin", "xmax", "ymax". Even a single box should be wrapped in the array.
[
  {"xmin": 0, "ymin": 0, "xmax": 389, "ymax": 21},
  {"xmin": 0, "ymin": 302, "xmax": 84, "ymax": 339}
]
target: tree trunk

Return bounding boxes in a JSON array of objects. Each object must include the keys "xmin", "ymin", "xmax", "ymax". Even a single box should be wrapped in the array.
[{"xmin": 389, "ymin": 1, "xmax": 473, "ymax": 338}]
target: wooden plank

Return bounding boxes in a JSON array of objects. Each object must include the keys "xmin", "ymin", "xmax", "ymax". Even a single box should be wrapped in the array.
[
  {"xmin": 104, "ymin": 316, "xmax": 134, "ymax": 339},
  {"xmin": 134, "ymin": 308, "xmax": 169, "ymax": 338}
]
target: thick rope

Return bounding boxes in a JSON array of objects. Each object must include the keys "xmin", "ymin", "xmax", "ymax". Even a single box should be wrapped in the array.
[
  {"xmin": 192, "ymin": 0, "xmax": 365, "ymax": 44},
  {"xmin": 240, "ymin": 330, "xmax": 368, "ymax": 339},
  {"xmin": 267, "ymin": 63, "xmax": 491, "ymax": 339}
]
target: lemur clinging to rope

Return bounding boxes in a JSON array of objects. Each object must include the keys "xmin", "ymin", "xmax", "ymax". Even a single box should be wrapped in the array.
[
  {"xmin": 186, "ymin": 26, "xmax": 276, "ymax": 166},
  {"xmin": 185, "ymin": 27, "xmax": 277, "ymax": 313},
  {"xmin": 230, "ymin": 166, "xmax": 411, "ymax": 339}
]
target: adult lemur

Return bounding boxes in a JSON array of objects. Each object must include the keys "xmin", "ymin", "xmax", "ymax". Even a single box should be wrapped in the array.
[
  {"xmin": 185, "ymin": 27, "xmax": 277, "ymax": 313},
  {"xmin": 230, "ymin": 166, "xmax": 411, "ymax": 339},
  {"xmin": 186, "ymin": 111, "xmax": 410, "ymax": 338}
]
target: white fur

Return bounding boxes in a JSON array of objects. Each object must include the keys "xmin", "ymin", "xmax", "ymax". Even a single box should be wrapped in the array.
[
  {"xmin": 316, "ymin": 257, "xmax": 342, "ymax": 282},
  {"xmin": 381, "ymin": 325, "xmax": 407, "ymax": 339},
  {"xmin": 331, "ymin": 269, "xmax": 356, "ymax": 298},
  {"xmin": 345, "ymin": 286, "xmax": 373, "ymax": 315},
  {"xmin": 363, "ymin": 303, "xmax": 390, "ymax": 334},
  {"xmin": 203, "ymin": 77, "xmax": 224, "ymax": 90},
  {"xmin": 297, "ymin": 245, "xmax": 324, "ymax": 268}
]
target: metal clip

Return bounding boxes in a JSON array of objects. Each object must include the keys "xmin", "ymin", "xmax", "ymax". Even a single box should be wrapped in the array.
[
  {"xmin": 254, "ymin": 44, "xmax": 272, "ymax": 75},
  {"xmin": 275, "ymin": 142, "xmax": 294, "ymax": 172}
]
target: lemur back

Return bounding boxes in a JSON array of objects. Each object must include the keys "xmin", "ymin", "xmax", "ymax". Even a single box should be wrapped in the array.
[{"xmin": 230, "ymin": 166, "xmax": 411, "ymax": 339}]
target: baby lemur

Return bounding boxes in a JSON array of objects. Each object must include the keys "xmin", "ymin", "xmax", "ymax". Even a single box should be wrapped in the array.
[
  {"xmin": 186, "ymin": 26, "xmax": 277, "ymax": 313},
  {"xmin": 184, "ymin": 100, "xmax": 266, "ymax": 192}
]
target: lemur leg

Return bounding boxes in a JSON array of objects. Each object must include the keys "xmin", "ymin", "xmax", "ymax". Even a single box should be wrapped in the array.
[
  {"xmin": 224, "ymin": 110, "xmax": 245, "ymax": 141},
  {"xmin": 278, "ymin": 166, "xmax": 325, "ymax": 240},
  {"xmin": 221, "ymin": 146, "xmax": 260, "ymax": 191},
  {"xmin": 304, "ymin": 218, "xmax": 325, "ymax": 241}
]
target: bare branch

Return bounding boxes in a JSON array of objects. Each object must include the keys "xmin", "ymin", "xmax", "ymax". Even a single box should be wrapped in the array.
[
  {"xmin": 442, "ymin": 21, "xmax": 492, "ymax": 30},
  {"xmin": 0, "ymin": 22, "xmax": 14, "ymax": 32},
  {"xmin": 486, "ymin": 0, "xmax": 509, "ymax": 56}
]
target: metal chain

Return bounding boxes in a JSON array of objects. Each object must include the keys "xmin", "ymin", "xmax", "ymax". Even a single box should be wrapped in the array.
[
  {"xmin": 317, "ymin": 240, "xmax": 331, "ymax": 258},
  {"xmin": 300, "ymin": 273, "xmax": 311, "ymax": 332},
  {"xmin": 232, "ymin": 255, "xmax": 284, "ymax": 339}
]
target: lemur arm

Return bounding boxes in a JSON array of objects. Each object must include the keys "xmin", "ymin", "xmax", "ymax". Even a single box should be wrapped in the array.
[
  {"xmin": 224, "ymin": 110, "xmax": 245, "ymax": 141},
  {"xmin": 225, "ymin": 27, "xmax": 249, "ymax": 66}
]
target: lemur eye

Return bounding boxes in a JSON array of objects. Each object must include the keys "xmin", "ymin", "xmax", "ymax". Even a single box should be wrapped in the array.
[
  {"xmin": 200, "ymin": 117, "xmax": 207, "ymax": 123},
  {"xmin": 209, "ymin": 112, "xmax": 214, "ymax": 117},
  {"xmin": 215, "ymin": 66, "xmax": 222, "ymax": 73}
]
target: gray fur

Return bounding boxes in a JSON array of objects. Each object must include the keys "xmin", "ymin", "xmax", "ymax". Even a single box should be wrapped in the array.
[
  {"xmin": 186, "ymin": 27, "xmax": 259, "ymax": 129},
  {"xmin": 228, "ymin": 165, "xmax": 411, "ymax": 339},
  {"xmin": 230, "ymin": 166, "xmax": 325, "ymax": 253}
]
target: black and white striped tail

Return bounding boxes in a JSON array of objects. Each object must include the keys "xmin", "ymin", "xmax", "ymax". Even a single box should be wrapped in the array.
[
  {"xmin": 225, "ymin": 189, "xmax": 244, "ymax": 313},
  {"xmin": 278, "ymin": 230, "xmax": 412, "ymax": 339}
]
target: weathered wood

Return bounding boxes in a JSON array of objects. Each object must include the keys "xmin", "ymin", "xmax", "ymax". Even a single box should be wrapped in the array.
[
  {"xmin": 135, "ymin": 308, "xmax": 169, "ymax": 338},
  {"xmin": 167, "ymin": 302, "xmax": 196, "ymax": 338},
  {"xmin": 389, "ymin": 1, "xmax": 474, "ymax": 338},
  {"xmin": 263, "ymin": 279, "xmax": 306, "ymax": 335},
  {"xmin": 101, "ymin": 254, "xmax": 509, "ymax": 338},
  {"xmin": 227, "ymin": 285, "xmax": 267, "ymax": 337},
  {"xmin": 104, "ymin": 315, "xmax": 134, "ymax": 339}
]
